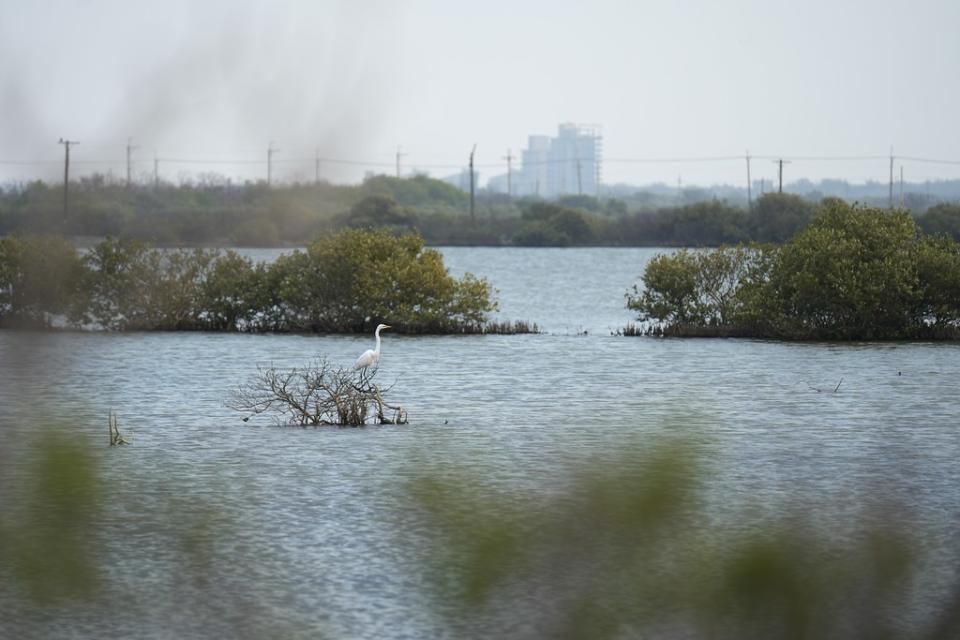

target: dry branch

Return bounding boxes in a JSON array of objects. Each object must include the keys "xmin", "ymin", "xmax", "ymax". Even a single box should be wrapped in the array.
[
  {"xmin": 228, "ymin": 358, "xmax": 408, "ymax": 427},
  {"xmin": 109, "ymin": 410, "xmax": 130, "ymax": 445}
]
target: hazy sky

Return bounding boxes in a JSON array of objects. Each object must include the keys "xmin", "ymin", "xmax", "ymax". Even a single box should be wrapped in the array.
[{"xmin": 2, "ymin": 0, "xmax": 959, "ymax": 187}]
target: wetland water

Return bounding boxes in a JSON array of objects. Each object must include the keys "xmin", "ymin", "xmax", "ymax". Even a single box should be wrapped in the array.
[{"xmin": 2, "ymin": 247, "xmax": 959, "ymax": 638}]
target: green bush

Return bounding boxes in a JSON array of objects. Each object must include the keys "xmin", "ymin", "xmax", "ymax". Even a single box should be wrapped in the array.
[
  {"xmin": 513, "ymin": 220, "xmax": 574, "ymax": 247},
  {"xmin": 231, "ymin": 218, "xmax": 280, "ymax": 246},
  {"xmin": 0, "ymin": 230, "xmax": 498, "ymax": 334},
  {"xmin": 913, "ymin": 234, "xmax": 960, "ymax": 331},
  {"xmin": 279, "ymin": 229, "xmax": 496, "ymax": 332},
  {"xmin": 337, "ymin": 195, "xmax": 416, "ymax": 232},
  {"xmin": 0, "ymin": 234, "xmax": 83, "ymax": 328},
  {"xmin": 80, "ymin": 238, "xmax": 218, "ymax": 330},
  {"xmin": 515, "ymin": 202, "xmax": 599, "ymax": 246},
  {"xmin": 628, "ymin": 201, "xmax": 960, "ymax": 340},
  {"xmin": 611, "ymin": 201, "xmax": 749, "ymax": 246},
  {"xmin": 763, "ymin": 203, "xmax": 921, "ymax": 339},
  {"xmin": 627, "ymin": 246, "xmax": 758, "ymax": 334},
  {"xmin": 916, "ymin": 203, "xmax": 960, "ymax": 241},
  {"xmin": 198, "ymin": 250, "xmax": 263, "ymax": 331},
  {"xmin": 749, "ymin": 192, "xmax": 815, "ymax": 243}
]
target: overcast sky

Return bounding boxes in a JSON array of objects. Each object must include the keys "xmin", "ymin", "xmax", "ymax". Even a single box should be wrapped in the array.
[{"xmin": 2, "ymin": 0, "xmax": 959, "ymax": 187}]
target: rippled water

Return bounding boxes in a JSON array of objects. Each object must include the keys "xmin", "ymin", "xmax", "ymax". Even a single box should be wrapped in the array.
[{"xmin": 2, "ymin": 247, "xmax": 959, "ymax": 638}]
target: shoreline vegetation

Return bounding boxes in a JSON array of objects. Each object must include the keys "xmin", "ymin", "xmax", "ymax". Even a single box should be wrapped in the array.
[
  {"xmin": 3, "ymin": 189, "xmax": 959, "ymax": 341},
  {"xmin": 0, "ymin": 228, "xmax": 539, "ymax": 335},
  {"xmin": 2, "ymin": 174, "xmax": 958, "ymax": 248},
  {"xmin": 625, "ymin": 201, "xmax": 960, "ymax": 341}
]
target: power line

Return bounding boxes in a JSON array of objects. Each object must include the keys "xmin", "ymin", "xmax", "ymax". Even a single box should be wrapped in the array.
[
  {"xmin": 0, "ymin": 160, "xmax": 61, "ymax": 165},
  {"xmin": 6, "ymin": 152, "xmax": 960, "ymax": 171},
  {"xmin": 898, "ymin": 156, "xmax": 960, "ymax": 166},
  {"xmin": 605, "ymin": 155, "xmax": 744, "ymax": 163},
  {"xmin": 4, "ymin": 147, "xmax": 960, "ymax": 193},
  {"xmin": 156, "ymin": 158, "xmax": 266, "ymax": 165},
  {"xmin": 752, "ymin": 155, "xmax": 888, "ymax": 162}
]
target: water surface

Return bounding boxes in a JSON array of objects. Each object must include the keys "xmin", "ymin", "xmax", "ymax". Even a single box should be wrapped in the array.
[{"xmin": 1, "ymin": 247, "xmax": 958, "ymax": 638}]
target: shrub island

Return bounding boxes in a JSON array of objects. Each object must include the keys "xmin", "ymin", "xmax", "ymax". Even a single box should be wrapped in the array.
[
  {"xmin": 0, "ymin": 229, "xmax": 533, "ymax": 334},
  {"xmin": 627, "ymin": 201, "xmax": 960, "ymax": 340}
]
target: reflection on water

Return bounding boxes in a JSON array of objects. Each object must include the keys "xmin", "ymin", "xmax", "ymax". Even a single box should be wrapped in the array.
[{"xmin": 1, "ymin": 247, "xmax": 959, "ymax": 638}]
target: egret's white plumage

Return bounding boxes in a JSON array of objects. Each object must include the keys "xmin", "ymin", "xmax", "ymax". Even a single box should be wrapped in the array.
[{"xmin": 353, "ymin": 323, "xmax": 391, "ymax": 370}]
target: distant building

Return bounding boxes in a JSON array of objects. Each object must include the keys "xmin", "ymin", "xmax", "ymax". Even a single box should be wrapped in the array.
[
  {"xmin": 489, "ymin": 124, "xmax": 603, "ymax": 198},
  {"xmin": 441, "ymin": 169, "xmax": 479, "ymax": 192},
  {"xmin": 518, "ymin": 134, "xmax": 551, "ymax": 197}
]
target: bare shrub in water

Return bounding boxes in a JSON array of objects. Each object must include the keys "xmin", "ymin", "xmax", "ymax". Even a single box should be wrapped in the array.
[{"xmin": 228, "ymin": 358, "xmax": 407, "ymax": 427}]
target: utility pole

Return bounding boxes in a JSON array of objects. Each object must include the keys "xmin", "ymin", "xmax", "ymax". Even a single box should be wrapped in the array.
[
  {"xmin": 745, "ymin": 150, "xmax": 753, "ymax": 211},
  {"xmin": 468, "ymin": 144, "xmax": 477, "ymax": 223},
  {"xmin": 889, "ymin": 147, "xmax": 895, "ymax": 209},
  {"xmin": 153, "ymin": 150, "xmax": 159, "ymax": 189},
  {"xmin": 502, "ymin": 148, "xmax": 514, "ymax": 197},
  {"xmin": 576, "ymin": 159, "xmax": 583, "ymax": 195},
  {"xmin": 58, "ymin": 138, "xmax": 78, "ymax": 221},
  {"xmin": 314, "ymin": 146, "xmax": 322, "ymax": 184},
  {"xmin": 267, "ymin": 141, "xmax": 279, "ymax": 186},
  {"xmin": 126, "ymin": 137, "xmax": 139, "ymax": 187},
  {"xmin": 395, "ymin": 146, "xmax": 407, "ymax": 179},
  {"xmin": 772, "ymin": 159, "xmax": 790, "ymax": 193}
]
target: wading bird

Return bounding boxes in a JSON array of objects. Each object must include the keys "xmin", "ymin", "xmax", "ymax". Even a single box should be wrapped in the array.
[{"xmin": 354, "ymin": 324, "xmax": 392, "ymax": 371}]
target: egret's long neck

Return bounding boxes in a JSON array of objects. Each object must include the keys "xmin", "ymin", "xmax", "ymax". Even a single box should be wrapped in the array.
[{"xmin": 374, "ymin": 327, "xmax": 382, "ymax": 354}]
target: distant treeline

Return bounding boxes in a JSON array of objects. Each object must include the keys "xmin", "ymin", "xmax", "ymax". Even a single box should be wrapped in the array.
[
  {"xmin": 2, "ymin": 173, "xmax": 959, "ymax": 247},
  {"xmin": 0, "ymin": 229, "xmax": 514, "ymax": 334},
  {"xmin": 627, "ymin": 201, "xmax": 960, "ymax": 340}
]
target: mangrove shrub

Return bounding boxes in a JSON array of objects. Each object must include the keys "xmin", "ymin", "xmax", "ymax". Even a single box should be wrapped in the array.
[
  {"xmin": 0, "ymin": 234, "xmax": 83, "ymax": 328},
  {"xmin": 268, "ymin": 229, "xmax": 496, "ymax": 332},
  {"xmin": 628, "ymin": 201, "xmax": 960, "ymax": 339},
  {"xmin": 627, "ymin": 246, "xmax": 761, "ymax": 335},
  {"xmin": 0, "ymin": 229, "xmax": 499, "ymax": 334}
]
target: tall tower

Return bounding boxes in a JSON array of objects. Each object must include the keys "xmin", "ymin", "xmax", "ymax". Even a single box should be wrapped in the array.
[{"xmin": 547, "ymin": 123, "xmax": 602, "ymax": 197}]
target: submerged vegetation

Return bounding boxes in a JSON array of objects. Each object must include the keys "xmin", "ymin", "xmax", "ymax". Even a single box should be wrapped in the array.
[
  {"xmin": 0, "ymin": 229, "xmax": 513, "ymax": 334},
  {"xmin": 627, "ymin": 201, "xmax": 960, "ymax": 340}
]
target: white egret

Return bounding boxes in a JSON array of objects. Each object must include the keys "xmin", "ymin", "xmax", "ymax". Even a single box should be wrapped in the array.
[{"xmin": 353, "ymin": 324, "xmax": 392, "ymax": 371}]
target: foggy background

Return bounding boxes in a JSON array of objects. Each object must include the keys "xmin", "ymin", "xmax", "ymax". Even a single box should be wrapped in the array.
[{"xmin": 2, "ymin": 0, "xmax": 959, "ymax": 187}]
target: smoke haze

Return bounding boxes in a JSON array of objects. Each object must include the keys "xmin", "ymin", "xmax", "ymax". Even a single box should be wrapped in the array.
[{"xmin": 2, "ymin": 0, "xmax": 959, "ymax": 186}]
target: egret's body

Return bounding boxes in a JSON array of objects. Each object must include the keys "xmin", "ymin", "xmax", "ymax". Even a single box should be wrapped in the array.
[{"xmin": 354, "ymin": 324, "xmax": 391, "ymax": 371}]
